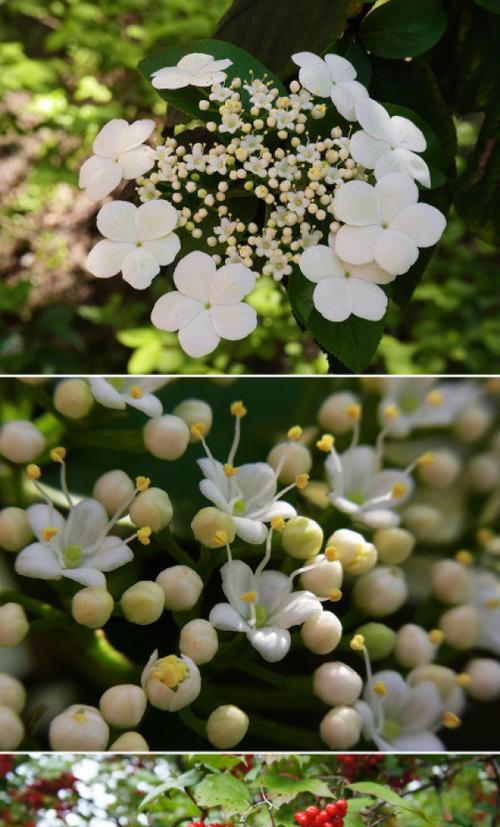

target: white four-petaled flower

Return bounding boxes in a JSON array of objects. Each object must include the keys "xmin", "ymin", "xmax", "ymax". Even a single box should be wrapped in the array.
[
  {"xmin": 79, "ymin": 119, "xmax": 156, "ymax": 201},
  {"xmin": 86, "ymin": 200, "xmax": 180, "ymax": 289},
  {"xmin": 291, "ymin": 52, "xmax": 368, "ymax": 121},
  {"xmin": 151, "ymin": 53, "xmax": 233, "ymax": 89},
  {"xmin": 89, "ymin": 378, "xmax": 169, "ymax": 418},
  {"xmin": 151, "ymin": 251, "xmax": 257, "ymax": 358}
]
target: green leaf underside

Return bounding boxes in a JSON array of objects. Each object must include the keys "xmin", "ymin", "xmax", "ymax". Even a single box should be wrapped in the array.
[
  {"xmin": 348, "ymin": 782, "xmax": 430, "ymax": 822},
  {"xmin": 261, "ymin": 770, "xmax": 332, "ymax": 805},
  {"xmin": 360, "ymin": 0, "xmax": 447, "ymax": 58},
  {"xmin": 193, "ymin": 773, "xmax": 252, "ymax": 815},
  {"xmin": 139, "ymin": 770, "xmax": 202, "ymax": 811}
]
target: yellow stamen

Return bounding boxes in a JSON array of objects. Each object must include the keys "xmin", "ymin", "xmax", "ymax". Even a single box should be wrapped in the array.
[
  {"xmin": 72, "ymin": 710, "xmax": 87, "ymax": 723},
  {"xmin": 455, "ymin": 549, "xmax": 473, "ymax": 566},
  {"xmin": 383, "ymin": 404, "xmax": 400, "ymax": 421},
  {"xmin": 271, "ymin": 516, "xmax": 285, "ymax": 532},
  {"xmin": 26, "ymin": 464, "xmax": 41, "ymax": 480},
  {"xmin": 295, "ymin": 473, "xmax": 309, "ymax": 489},
  {"xmin": 240, "ymin": 591, "xmax": 257, "ymax": 603},
  {"xmin": 476, "ymin": 528, "xmax": 494, "ymax": 545},
  {"xmin": 426, "ymin": 390, "xmax": 443, "ymax": 406},
  {"xmin": 442, "ymin": 711, "xmax": 461, "ymax": 729},
  {"xmin": 50, "ymin": 446, "xmax": 67, "ymax": 463},
  {"xmin": 212, "ymin": 530, "xmax": 228, "ymax": 547},
  {"xmin": 347, "ymin": 403, "xmax": 362, "ymax": 421},
  {"xmin": 130, "ymin": 385, "xmax": 143, "ymax": 399},
  {"xmin": 417, "ymin": 451, "xmax": 434, "ymax": 466},
  {"xmin": 152, "ymin": 655, "xmax": 188, "ymax": 689},
  {"xmin": 325, "ymin": 545, "xmax": 339, "ymax": 562},
  {"xmin": 42, "ymin": 527, "xmax": 59, "ymax": 542},
  {"xmin": 137, "ymin": 526, "xmax": 152, "ymax": 545},
  {"xmin": 350, "ymin": 633, "xmax": 365, "ymax": 651},
  {"xmin": 191, "ymin": 422, "xmax": 207, "ymax": 440},
  {"xmin": 329, "ymin": 587, "xmax": 343, "ymax": 602},
  {"xmin": 316, "ymin": 433, "xmax": 335, "ymax": 452},
  {"xmin": 456, "ymin": 672, "xmax": 471, "ymax": 688},
  {"xmin": 224, "ymin": 463, "xmax": 239, "ymax": 477},
  {"xmin": 135, "ymin": 476, "xmax": 150, "ymax": 492},
  {"xmin": 484, "ymin": 597, "xmax": 500, "ymax": 609},
  {"xmin": 373, "ymin": 680, "xmax": 388, "ymax": 697},
  {"xmin": 230, "ymin": 401, "xmax": 247, "ymax": 418},
  {"xmin": 287, "ymin": 425, "xmax": 303, "ymax": 441},
  {"xmin": 391, "ymin": 482, "xmax": 407, "ymax": 498},
  {"xmin": 429, "ymin": 629, "xmax": 445, "ymax": 645}
]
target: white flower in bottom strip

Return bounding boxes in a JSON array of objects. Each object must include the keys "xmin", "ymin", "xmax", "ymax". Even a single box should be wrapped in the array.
[
  {"xmin": 151, "ymin": 53, "xmax": 232, "ymax": 89},
  {"xmin": 141, "ymin": 650, "xmax": 201, "ymax": 711},
  {"xmin": 291, "ymin": 51, "xmax": 368, "ymax": 121},
  {"xmin": 79, "ymin": 118, "xmax": 156, "ymax": 201},
  {"xmin": 89, "ymin": 377, "xmax": 169, "ymax": 418},
  {"xmin": 151, "ymin": 251, "xmax": 257, "ymax": 358},
  {"xmin": 376, "ymin": 377, "xmax": 468, "ymax": 438},
  {"xmin": 299, "ymin": 242, "xmax": 391, "ymax": 323},
  {"xmin": 86, "ymin": 200, "xmax": 180, "ymax": 289},
  {"xmin": 333, "ymin": 173, "xmax": 446, "ymax": 276}
]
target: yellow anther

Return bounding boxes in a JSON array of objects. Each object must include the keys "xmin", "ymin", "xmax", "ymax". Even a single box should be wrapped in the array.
[
  {"xmin": 240, "ymin": 591, "xmax": 257, "ymax": 603},
  {"xmin": 456, "ymin": 672, "xmax": 471, "ymax": 688},
  {"xmin": 417, "ymin": 451, "xmax": 434, "ymax": 466},
  {"xmin": 295, "ymin": 473, "xmax": 309, "ymax": 489},
  {"xmin": 287, "ymin": 425, "xmax": 303, "ymax": 441},
  {"xmin": 442, "ymin": 711, "xmax": 461, "ymax": 729},
  {"xmin": 426, "ymin": 390, "xmax": 444, "ymax": 406},
  {"xmin": 391, "ymin": 482, "xmax": 407, "ymax": 498},
  {"xmin": 135, "ymin": 476, "xmax": 151, "ymax": 492},
  {"xmin": 347, "ymin": 403, "xmax": 362, "ymax": 421},
  {"xmin": 137, "ymin": 526, "xmax": 152, "ymax": 545},
  {"xmin": 152, "ymin": 655, "xmax": 188, "ymax": 689},
  {"xmin": 212, "ymin": 530, "xmax": 228, "ymax": 547},
  {"xmin": 325, "ymin": 545, "xmax": 339, "ymax": 562},
  {"xmin": 190, "ymin": 422, "xmax": 207, "ymax": 440},
  {"xmin": 455, "ymin": 549, "xmax": 473, "ymax": 566},
  {"xmin": 271, "ymin": 516, "xmax": 285, "ymax": 532},
  {"xmin": 316, "ymin": 433, "xmax": 335, "ymax": 452},
  {"xmin": 223, "ymin": 463, "xmax": 239, "ymax": 478},
  {"xmin": 484, "ymin": 597, "xmax": 500, "ymax": 609},
  {"xmin": 230, "ymin": 401, "xmax": 247, "ymax": 418},
  {"xmin": 42, "ymin": 527, "xmax": 59, "ymax": 542},
  {"xmin": 72, "ymin": 710, "xmax": 87, "ymax": 723},
  {"xmin": 50, "ymin": 446, "xmax": 67, "ymax": 463},
  {"xmin": 350, "ymin": 633, "xmax": 365, "ymax": 651},
  {"xmin": 26, "ymin": 464, "xmax": 41, "ymax": 480},
  {"xmin": 130, "ymin": 385, "xmax": 143, "ymax": 399},
  {"xmin": 373, "ymin": 680, "xmax": 388, "ymax": 697},
  {"xmin": 429, "ymin": 629, "xmax": 445, "ymax": 645},
  {"xmin": 329, "ymin": 587, "xmax": 343, "ymax": 602},
  {"xmin": 383, "ymin": 404, "xmax": 400, "ymax": 421},
  {"xmin": 476, "ymin": 528, "xmax": 494, "ymax": 545}
]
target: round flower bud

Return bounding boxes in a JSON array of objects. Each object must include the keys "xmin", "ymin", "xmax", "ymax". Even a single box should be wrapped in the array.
[
  {"xmin": 156, "ymin": 565, "xmax": 203, "ymax": 611},
  {"xmin": 49, "ymin": 704, "xmax": 109, "ymax": 750},
  {"xmin": 318, "ymin": 392, "xmax": 359, "ymax": 433},
  {"xmin": 0, "ymin": 420, "xmax": 45, "ymax": 464},
  {"xmin": 173, "ymin": 399, "xmax": 213, "ymax": 442},
  {"xmin": 353, "ymin": 566, "xmax": 408, "ymax": 617},
  {"xmin": 191, "ymin": 507, "xmax": 235, "ymax": 548},
  {"xmin": 466, "ymin": 452, "xmax": 500, "ymax": 493},
  {"xmin": 417, "ymin": 450, "xmax": 461, "ymax": 488},
  {"xmin": 99, "ymin": 684, "xmax": 147, "ymax": 728},
  {"xmin": 374, "ymin": 527, "xmax": 415, "ymax": 565},
  {"xmin": 0, "ymin": 705, "xmax": 24, "ymax": 749},
  {"xmin": 180, "ymin": 619, "xmax": 218, "ymax": 664},
  {"xmin": 327, "ymin": 528, "xmax": 371, "ymax": 568},
  {"xmin": 344, "ymin": 542, "xmax": 377, "ymax": 576},
  {"xmin": 130, "ymin": 487, "xmax": 173, "ymax": 532},
  {"xmin": 0, "ymin": 603, "xmax": 29, "ymax": 647},
  {"xmin": 313, "ymin": 661, "xmax": 362, "ymax": 706},
  {"xmin": 355, "ymin": 623, "xmax": 396, "ymax": 661},
  {"xmin": 93, "ymin": 470, "xmax": 135, "ymax": 516},
  {"xmin": 432, "ymin": 560, "xmax": 473, "ymax": 604},
  {"xmin": 301, "ymin": 612, "xmax": 342, "ymax": 654},
  {"xmin": 465, "ymin": 658, "xmax": 500, "ymax": 701},
  {"xmin": 402, "ymin": 504, "xmax": 440, "ymax": 541},
  {"xmin": 0, "ymin": 507, "xmax": 33, "ymax": 552},
  {"xmin": 206, "ymin": 704, "xmax": 249, "ymax": 749},
  {"xmin": 53, "ymin": 379, "xmax": 94, "ymax": 419},
  {"xmin": 408, "ymin": 664, "xmax": 459, "ymax": 701},
  {"xmin": 72, "ymin": 588, "xmax": 114, "ymax": 629},
  {"xmin": 141, "ymin": 652, "xmax": 201, "ymax": 711},
  {"xmin": 0, "ymin": 673, "xmax": 26, "ymax": 713},
  {"xmin": 439, "ymin": 605, "xmax": 480, "ymax": 649},
  {"xmin": 454, "ymin": 405, "xmax": 492, "ymax": 443},
  {"xmin": 143, "ymin": 415, "xmax": 189, "ymax": 460},
  {"xmin": 121, "ymin": 581, "xmax": 165, "ymax": 625},
  {"xmin": 109, "ymin": 731, "xmax": 149, "ymax": 751},
  {"xmin": 394, "ymin": 624, "xmax": 435, "ymax": 669},
  {"xmin": 282, "ymin": 517, "xmax": 323, "ymax": 560},
  {"xmin": 267, "ymin": 442, "xmax": 312, "ymax": 485},
  {"xmin": 300, "ymin": 554, "xmax": 343, "ymax": 597},
  {"xmin": 319, "ymin": 706, "xmax": 362, "ymax": 749}
]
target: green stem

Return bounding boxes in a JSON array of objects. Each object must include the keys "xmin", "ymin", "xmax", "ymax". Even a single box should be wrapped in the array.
[
  {"xmin": 178, "ymin": 706, "xmax": 207, "ymax": 739},
  {"xmin": 0, "ymin": 590, "xmax": 66, "ymax": 621},
  {"xmin": 161, "ymin": 530, "xmax": 199, "ymax": 570}
]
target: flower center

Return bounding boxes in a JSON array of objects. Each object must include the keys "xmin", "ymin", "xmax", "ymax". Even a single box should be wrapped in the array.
[
  {"xmin": 233, "ymin": 498, "xmax": 247, "ymax": 516},
  {"xmin": 254, "ymin": 603, "xmax": 269, "ymax": 627},
  {"xmin": 152, "ymin": 655, "xmax": 188, "ymax": 689},
  {"xmin": 400, "ymin": 394, "xmax": 419, "ymax": 414},
  {"xmin": 347, "ymin": 489, "xmax": 365, "ymax": 505},
  {"xmin": 382, "ymin": 718, "xmax": 401, "ymax": 741},
  {"xmin": 62, "ymin": 544, "xmax": 83, "ymax": 568}
]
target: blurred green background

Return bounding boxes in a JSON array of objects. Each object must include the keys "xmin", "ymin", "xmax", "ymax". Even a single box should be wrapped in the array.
[{"xmin": 1, "ymin": 0, "xmax": 499, "ymax": 375}]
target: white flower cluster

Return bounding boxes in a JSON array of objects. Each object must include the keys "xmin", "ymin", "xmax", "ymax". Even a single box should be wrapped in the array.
[{"xmin": 80, "ymin": 49, "xmax": 446, "ymax": 355}]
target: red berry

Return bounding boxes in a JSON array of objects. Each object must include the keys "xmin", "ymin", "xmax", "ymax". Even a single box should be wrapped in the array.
[
  {"xmin": 306, "ymin": 807, "xmax": 320, "ymax": 819},
  {"xmin": 295, "ymin": 813, "xmax": 307, "ymax": 827},
  {"xmin": 336, "ymin": 801, "xmax": 348, "ymax": 817},
  {"xmin": 325, "ymin": 804, "xmax": 338, "ymax": 817}
]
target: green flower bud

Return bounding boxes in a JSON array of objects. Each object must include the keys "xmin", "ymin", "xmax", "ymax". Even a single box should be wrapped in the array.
[
  {"xmin": 355, "ymin": 622, "xmax": 396, "ymax": 661},
  {"xmin": 54, "ymin": 379, "xmax": 94, "ymax": 419},
  {"xmin": 121, "ymin": 581, "xmax": 165, "ymax": 625},
  {"xmin": 206, "ymin": 704, "xmax": 249, "ymax": 749},
  {"xmin": 0, "ymin": 507, "xmax": 33, "ymax": 552},
  {"xmin": 282, "ymin": 516, "xmax": 323, "ymax": 560},
  {"xmin": 130, "ymin": 487, "xmax": 173, "ymax": 532},
  {"xmin": 191, "ymin": 507, "xmax": 235, "ymax": 549},
  {"xmin": 72, "ymin": 588, "xmax": 114, "ymax": 629},
  {"xmin": 374, "ymin": 527, "xmax": 415, "ymax": 565}
]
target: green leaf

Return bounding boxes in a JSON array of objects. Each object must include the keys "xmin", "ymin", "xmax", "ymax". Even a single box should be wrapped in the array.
[
  {"xmin": 262, "ymin": 769, "xmax": 332, "ymax": 805},
  {"xmin": 288, "ymin": 270, "xmax": 386, "ymax": 372},
  {"xmin": 348, "ymin": 782, "xmax": 430, "ymax": 822},
  {"xmin": 455, "ymin": 106, "xmax": 500, "ymax": 246},
  {"xmin": 360, "ymin": 0, "xmax": 447, "ymax": 58},
  {"xmin": 473, "ymin": 0, "xmax": 500, "ymax": 11},
  {"xmin": 139, "ymin": 770, "xmax": 202, "ymax": 811},
  {"xmin": 191, "ymin": 755, "xmax": 246, "ymax": 771},
  {"xmin": 194, "ymin": 773, "xmax": 252, "ymax": 816}
]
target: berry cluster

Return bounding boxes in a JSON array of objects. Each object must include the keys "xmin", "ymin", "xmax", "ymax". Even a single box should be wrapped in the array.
[
  {"xmin": 295, "ymin": 801, "xmax": 348, "ymax": 827},
  {"xmin": 187, "ymin": 821, "xmax": 231, "ymax": 827},
  {"xmin": 0, "ymin": 755, "xmax": 14, "ymax": 778},
  {"xmin": 336, "ymin": 754, "xmax": 384, "ymax": 782}
]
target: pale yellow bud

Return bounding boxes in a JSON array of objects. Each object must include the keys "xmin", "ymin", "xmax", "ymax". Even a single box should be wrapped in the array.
[
  {"xmin": 143, "ymin": 415, "xmax": 190, "ymax": 460},
  {"xmin": 130, "ymin": 487, "xmax": 173, "ymax": 532},
  {"xmin": 0, "ymin": 507, "xmax": 33, "ymax": 552},
  {"xmin": 0, "ymin": 673, "xmax": 26, "ymax": 713},
  {"xmin": 191, "ymin": 507, "xmax": 235, "ymax": 548},
  {"xmin": 206, "ymin": 704, "xmax": 249, "ymax": 749},
  {"xmin": 72, "ymin": 588, "xmax": 114, "ymax": 629},
  {"xmin": 394, "ymin": 624, "xmax": 436, "ymax": 669},
  {"xmin": 180, "ymin": 619, "xmax": 218, "ymax": 665},
  {"xmin": 319, "ymin": 706, "xmax": 362, "ymax": 749},
  {"xmin": 439, "ymin": 605, "xmax": 480, "ymax": 650},
  {"xmin": 374, "ymin": 527, "xmax": 415, "ymax": 565},
  {"xmin": 402, "ymin": 504, "xmax": 440, "ymax": 540},
  {"xmin": 173, "ymin": 399, "xmax": 213, "ymax": 442},
  {"xmin": 301, "ymin": 612, "xmax": 342, "ymax": 655},
  {"xmin": 0, "ymin": 705, "xmax": 24, "ymax": 749},
  {"xmin": 353, "ymin": 566, "xmax": 408, "ymax": 617},
  {"xmin": 453, "ymin": 405, "xmax": 492, "ymax": 443},
  {"xmin": 432, "ymin": 559, "xmax": 473, "ymax": 604},
  {"xmin": 99, "ymin": 684, "xmax": 147, "ymax": 728},
  {"xmin": 300, "ymin": 554, "xmax": 343, "ymax": 597},
  {"xmin": 121, "ymin": 581, "xmax": 165, "ymax": 625},
  {"xmin": 318, "ymin": 392, "xmax": 360, "ymax": 433},
  {"xmin": 49, "ymin": 705, "xmax": 109, "ymax": 750},
  {"xmin": 418, "ymin": 449, "xmax": 461, "ymax": 488},
  {"xmin": 53, "ymin": 379, "xmax": 94, "ymax": 419},
  {"xmin": 465, "ymin": 658, "xmax": 500, "ymax": 701},
  {"xmin": 0, "ymin": 420, "xmax": 46, "ymax": 464},
  {"xmin": 0, "ymin": 603, "xmax": 29, "ymax": 647},
  {"xmin": 156, "ymin": 565, "xmax": 203, "ymax": 611},
  {"xmin": 281, "ymin": 516, "xmax": 323, "ymax": 559},
  {"xmin": 109, "ymin": 731, "xmax": 149, "ymax": 751},
  {"xmin": 267, "ymin": 442, "xmax": 312, "ymax": 485},
  {"xmin": 93, "ymin": 470, "xmax": 135, "ymax": 516},
  {"xmin": 313, "ymin": 661, "xmax": 362, "ymax": 706}
]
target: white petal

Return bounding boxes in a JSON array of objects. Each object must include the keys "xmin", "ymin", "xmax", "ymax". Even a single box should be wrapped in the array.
[
  {"xmin": 15, "ymin": 542, "xmax": 62, "ymax": 580},
  {"xmin": 199, "ymin": 479, "xmax": 231, "ymax": 512},
  {"xmin": 63, "ymin": 568, "xmax": 106, "ymax": 588},
  {"xmin": 178, "ymin": 53, "xmax": 215, "ymax": 74},
  {"xmin": 96, "ymin": 201, "xmax": 137, "ymax": 242},
  {"xmin": 350, "ymin": 261, "xmax": 396, "ymax": 284},
  {"xmin": 135, "ymin": 200, "xmax": 178, "ymax": 241},
  {"xmin": 210, "ymin": 303, "xmax": 257, "ymax": 341},
  {"xmin": 79, "ymin": 156, "xmax": 122, "ymax": 200},
  {"xmin": 63, "ymin": 499, "xmax": 109, "ymax": 551},
  {"xmin": 173, "ymin": 251, "xmax": 216, "ymax": 302},
  {"xmin": 355, "ymin": 98, "xmax": 392, "ymax": 142},
  {"xmin": 143, "ymin": 234, "xmax": 180, "ymax": 266},
  {"xmin": 360, "ymin": 509, "xmax": 400, "ymax": 529},
  {"xmin": 151, "ymin": 68, "xmax": 191, "ymax": 89},
  {"xmin": 27, "ymin": 504, "xmax": 65, "ymax": 542},
  {"xmin": 374, "ymin": 229, "xmax": 418, "ymax": 275},
  {"xmin": 375, "ymin": 173, "xmax": 419, "ymax": 223},
  {"xmin": 127, "ymin": 392, "xmax": 163, "ymax": 418},
  {"xmin": 89, "ymin": 378, "xmax": 126, "ymax": 409},
  {"xmin": 86, "ymin": 240, "xmax": 133, "ymax": 279},
  {"xmin": 178, "ymin": 309, "xmax": 220, "ymax": 357},
  {"xmin": 390, "ymin": 115, "xmax": 426, "ymax": 152},
  {"xmin": 390, "ymin": 203, "xmax": 446, "ymax": 247},
  {"xmin": 122, "ymin": 248, "xmax": 160, "ymax": 290},
  {"xmin": 331, "ymin": 80, "xmax": 368, "ymax": 121},
  {"xmin": 116, "ymin": 119, "xmax": 155, "ymax": 154},
  {"xmin": 374, "ymin": 148, "xmax": 431, "ymax": 188},
  {"xmin": 233, "ymin": 516, "xmax": 268, "ymax": 545},
  {"xmin": 191, "ymin": 69, "xmax": 228, "ymax": 87},
  {"xmin": 261, "ymin": 501, "xmax": 297, "ymax": 521},
  {"xmin": 236, "ymin": 463, "xmax": 277, "ymax": 506},
  {"xmin": 87, "ymin": 536, "xmax": 134, "ymax": 571},
  {"xmin": 272, "ymin": 591, "xmax": 322, "ymax": 628},
  {"xmin": 118, "ymin": 146, "xmax": 155, "ymax": 179},
  {"xmin": 332, "ymin": 180, "xmax": 381, "ymax": 226},
  {"xmin": 350, "ymin": 278, "xmax": 387, "ymax": 321},
  {"xmin": 209, "ymin": 264, "xmax": 255, "ymax": 304},
  {"xmin": 365, "ymin": 470, "xmax": 414, "ymax": 506},
  {"xmin": 391, "ymin": 732, "xmax": 444, "ymax": 751},
  {"xmin": 350, "ymin": 131, "xmax": 388, "ymax": 169},
  {"xmin": 209, "ymin": 603, "xmax": 249, "ymax": 632},
  {"xmin": 220, "ymin": 559, "xmax": 255, "ymax": 607},
  {"xmin": 335, "ymin": 225, "xmax": 383, "ymax": 265},
  {"xmin": 257, "ymin": 571, "xmax": 290, "ymax": 613},
  {"xmin": 93, "ymin": 119, "xmax": 128, "ymax": 157},
  {"xmin": 151, "ymin": 292, "xmax": 202, "ymax": 332},
  {"xmin": 247, "ymin": 626, "xmax": 291, "ymax": 662},
  {"xmin": 324, "ymin": 54, "xmax": 357, "ymax": 82},
  {"xmin": 400, "ymin": 682, "xmax": 443, "ymax": 732},
  {"xmin": 299, "ymin": 245, "xmax": 341, "ymax": 283},
  {"xmin": 313, "ymin": 276, "xmax": 353, "ymax": 322},
  {"xmin": 292, "ymin": 53, "xmax": 332, "ymax": 97}
]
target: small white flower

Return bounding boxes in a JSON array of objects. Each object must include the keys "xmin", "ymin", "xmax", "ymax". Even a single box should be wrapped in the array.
[
  {"xmin": 377, "ymin": 378, "xmax": 467, "ymax": 437},
  {"xmin": 89, "ymin": 378, "xmax": 169, "ymax": 418},
  {"xmin": 79, "ymin": 119, "xmax": 156, "ymax": 201},
  {"xmin": 151, "ymin": 251, "xmax": 257, "ymax": 358},
  {"xmin": 291, "ymin": 52, "xmax": 368, "ymax": 121},
  {"xmin": 273, "ymin": 109, "xmax": 297, "ymax": 130},
  {"xmin": 263, "ymin": 251, "xmax": 292, "ymax": 281},
  {"xmin": 214, "ymin": 218, "xmax": 236, "ymax": 244},
  {"xmin": 86, "ymin": 200, "xmax": 180, "ymax": 289},
  {"xmin": 333, "ymin": 173, "xmax": 446, "ymax": 276},
  {"xmin": 209, "ymin": 83, "xmax": 233, "ymax": 102},
  {"xmin": 296, "ymin": 143, "xmax": 320, "ymax": 164},
  {"xmin": 299, "ymin": 241, "xmax": 391, "ymax": 323},
  {"xmin": 206, "ymin": 154, "xmax": 228, "ymax": 175},
  {"xmin": 241, "ymin": 134, "xmax": 264, "ymax": 153},
  {"xmin": 151, "ymin": 53, "xmax": 232, "ymax": 89},
  {"xmin": 219, "ymin": 112, "xmax": 242, "ymax": 134},
  {"xmin": 184, "ymin": 143, "xmax": 206, "ymax": 172},
  {"xmin": 141, "ymin": 651, "xmax": 201, "ymax": 711},
  {"xmin": 209, "ymin": 559, "xmax": 322, "ymax": 662},
  {"xmin": 244, "ymin": 156, "xmax": 268, "ymax": 177},
  {"xmin": 351, "ymin": 99, "xmax": 430, "ymax": 187}
]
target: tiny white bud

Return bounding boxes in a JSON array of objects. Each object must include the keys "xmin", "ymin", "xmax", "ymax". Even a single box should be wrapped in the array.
[
  {"xmin": 319, "ymin": 706, "xmax": 362, "ymax": 749},
  {"xmin": 267, "ymin": 442, "xmax": 312, "ymax": 485},
  {"xmin": 206, "ymin": 704, "xmax": 249, "ymax": 749},
  {"xmin": 180, "ymin": 619, "xmax": 218, "ymax": 664},
  {"xmin": 130, "ymin": 487, "xmax": 173, "ymax": 532},
  {"xmin": 49, "ymin": 704, "xmax": 109, "ymax": 750},
  {"xmin": 418, "ymin": 450, "xmax": 461, "ymax": 488},
  {"xmin": 191, "ymin": 507, "xmax": 236, "ymax": 548},
  {"xmin": 465, "ymin": 658, "xmax": 500, "ymax": 701},
  {"xmin": 0, "ymin": 705, "xmax": 24, "ymax": 749},
  {"xmin": 72, "ymin": 587, "xmax": 114, "ymax": 629},
  {"xmin": 374, "ymin": 527, "xmax": 415, "ymax": 565},
  {"xmin": 327, "ymin": 528, "xmax": 370, "ymax": 568},
  {"xmin": 109, "ymin": 731, "xmax": 149, "ymax": 750},
  {"xmin": 173, "ymin": 399, "xmax": 213, "ymax": 442},
  {"xmin": 408, "ymin": 664, "xmax": 459, "ymax": 700},
  {"xmin": 466, "ymin": 452, "xmax": 500, "ymax": 492},
  {"xmin": 353, "ymin": 566, "xmax": 408, "ymax": 617},
  {"xmin": 92, "ymin": 470, "xmax": 135, "ymax": 516},
  {"xmin": 0, "ymin": 420, "xmax": 46, "ymax": 464},
  {"xmin": 0, "ymin": 603, "xmax": 29, "ymax": 647},
  {"xmin": 100, "ymin": 684, "xmax": 147, "ymax": 728},
  {"xmin": 143, "ymin": 415, "xmax": 190, "ymax": 460},
  {"xmin": 313, "ymin": 661, "xmax": 362, "ymax": 706},
  {"xmin": 282, "ymin": 517, "xmax": 323, "ymax": 560},
  {"xmin": 454, "ymin": 405, "xmax": 492, "ymax": 442},
  {"xmin": 121, "ymin": 581, "xmax": 165, "ymax": 625},
  {"xmin": 199, "ymin": 99, "xmax": 210, "ymax": 111},
  {"xmin": 439, "ymin": 605, "xmax": 480, "ymax": 649},
  {"xmin": 432, "ymin": 560, "xmax": 473, "ymax": 604},
  {"xmin": 344, "ymin": 541, "xmax": 377, "ymax": 576},
  {"xmin": 394, "ymin": 624, "xmax": 435, "ymax": 669},
  {"xmin": 53, "ymin": 379, "xmax": 94, "ymax": 419},
  {"xmin": 156, "ymin": 565, "xmax": 203, "ymax": 611},
  {"xmin": 301, "ymin": 611, "xmax": 342, "ymax": 654},
  {"xmin": 402, "ymin": 504, "xmax": 440, "ymax": 540},
  {"xmin": 300, "ymin": 554, "xmax": 343, "ymax": 597},
  {"xmin": 0, "ymin": 673, "xmax": 26, "ymax": 713},
  {"xmin": 0, "ymin": 507, "xmax": 33, "ymax": 552}
]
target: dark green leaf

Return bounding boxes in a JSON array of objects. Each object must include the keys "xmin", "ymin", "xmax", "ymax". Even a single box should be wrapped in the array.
[
  {"xmin": 348, "ymin": 782, "xmax": 430, "ymax": 822},
  {"xmin": 473, "ymin": 0, "xmax": 500, "ymax": 12},
  {"xmin": 360, "ymin": 0, "xmax": 447, "ymax": 58},
  {"xmin": 194, "ymin": 773, "xmax": 252, "ymax": 815},
  {"xmin": 191, "ymin": 755, "xmax": 246, "ymax": 770},
  {"xmin": 455, "ymin": 106, "xmax": 500, "ymax": 246},
  {"xmin": 262, "ymin": 768, "xmax": 332, "ymax": 805},
  {"xmin": 139, "ymin": 770, "xmax": 202, "ymax": 811}
]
